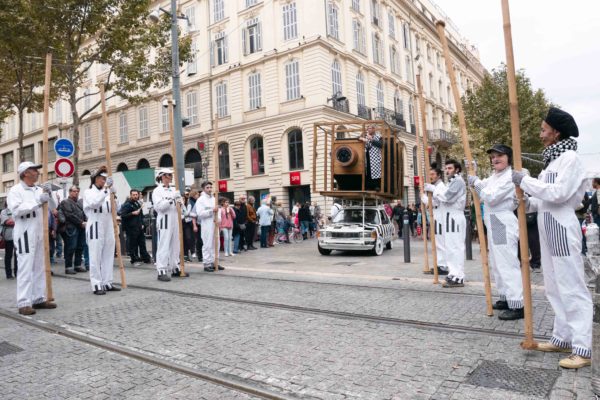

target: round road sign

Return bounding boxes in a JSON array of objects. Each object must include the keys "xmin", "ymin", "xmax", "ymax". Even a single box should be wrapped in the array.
[
  {"xmin": 54, "ymin": 158, "xmax": 75, "ymax": 178},
  {"xmin": 54, "ymin": 138, "xmax": 75, "ymax": 158}
]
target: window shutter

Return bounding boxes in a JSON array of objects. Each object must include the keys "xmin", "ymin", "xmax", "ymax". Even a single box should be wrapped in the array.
[
  {"xmin": 242, "ymin": 28, "xmax": 248, "ymax": 55},
  {"xmin": 224, "ymin": 36, "xmax": 228, "ymax": 63},
  {"xmin": 210, "ymin": 40, "xmax": 215, "ymax": 67},
  {"xmin": 256, "ymin": 22, "xmax": 262, "ymax": 51}
]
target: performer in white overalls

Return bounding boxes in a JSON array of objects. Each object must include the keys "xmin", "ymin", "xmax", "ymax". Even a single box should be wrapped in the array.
[
  {"xmin": 513, "ymin": 107, "xmax": 592, "ymax": 369},
  {"xmin": 8, "ymin": 162, "xmax": 57, "ymax": 315},
  {"xmin": 469, "ymin": 144, "xmax": 523, "ymax": 320},
  {"xmin": 195, "ymin": 181, "xmax": 222, "ymax": 272},
  {"xmin": 428, "ymin": 159, "xmax": 466, "ymax": 287},
  {"xmin": 83, "ymin": 166, "xmax": 120, "ymax": 295},
  {"xmin": 152, "ymin": 168, "xmax": 187, "ymax": 281},
  {"xmin": 422, "ymin": 163, "xmax": 448, "ymax": 276}
]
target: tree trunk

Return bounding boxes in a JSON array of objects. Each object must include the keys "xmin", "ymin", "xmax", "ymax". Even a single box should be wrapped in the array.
[
  {"xmin": 17, "ymin": 108, "xmax": 24, "ymax": 162},
  {"xmin": 69, "ymin": 89, "xmax": 81, "ymax": 185}
]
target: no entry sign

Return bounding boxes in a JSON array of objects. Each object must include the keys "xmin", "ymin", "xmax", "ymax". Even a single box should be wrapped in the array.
[{"xmin": 54, "ymin": 158, "xmax": 75, "ymax": 178}]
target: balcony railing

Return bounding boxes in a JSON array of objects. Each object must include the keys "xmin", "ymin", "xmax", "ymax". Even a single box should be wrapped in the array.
[
  {"xmin": 372, "ymin": 107, "xmax": 406, "ymax": 130},
  {"xmin": 428, "ymin": 129, "xmax": 458, "ymax": 147},
  {"xmin": 357, "ymin": 104, "xmax": 372, "ymax": 120},
  {"xmin": 332, "ymin": 98, "xmax": 350, "ymax": 113}
]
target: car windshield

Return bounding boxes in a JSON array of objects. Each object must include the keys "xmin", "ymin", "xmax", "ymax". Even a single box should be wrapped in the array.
[{"xmin": 334, "ymin": 209, "xmax": 380, "ymax": 224}]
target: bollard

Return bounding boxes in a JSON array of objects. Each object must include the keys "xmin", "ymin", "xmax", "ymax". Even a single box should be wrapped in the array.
[
  {"xmin": 403, "ymin": 210, "xmax": 410, "ymax": 263},
  {"xmin": 465, "ymin": 209, "xmax": 473, "ymax": 260}
]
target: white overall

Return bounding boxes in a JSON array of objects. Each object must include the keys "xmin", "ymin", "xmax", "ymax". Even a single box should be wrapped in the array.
[
  {"xmin": 422, "ymin": 180, "xmax": 447, "ymax": 271},
  {"xmin": 83, "ymin": 185, "xmax": 115, "ymax": 291},
  {"xmin": 521, "ymin": 150, "xmax": 592, "ymax": 358},
  {"xmin": 474, "ymin": 167, "xmax": 523, "ymax": 309},
  {"xmin": 435, "ymin": 175, "xmax": 467, "ymax": 281},
  {"xmin": 8, "ymin": 183, "xmax": 55, "ymax": 308},
  {"xmin": 152, "ymin": 184, "xmax": 180, "ymax": 276},
  {"xmin": 195, "ymin": 192, "xmax": 220, "ymax": 266}
]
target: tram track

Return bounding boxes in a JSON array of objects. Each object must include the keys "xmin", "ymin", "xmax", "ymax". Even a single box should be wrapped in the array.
[{"xmin": 54, "ymin": 273, "xmax": 552, "ymax": 342}]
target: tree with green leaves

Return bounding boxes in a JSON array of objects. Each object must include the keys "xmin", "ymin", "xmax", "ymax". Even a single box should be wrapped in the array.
[{"xmin": 452, "ymin": 64, "xmax": 553, "ymax": 176}]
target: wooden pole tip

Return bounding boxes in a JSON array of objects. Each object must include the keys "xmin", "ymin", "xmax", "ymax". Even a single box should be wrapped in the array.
[{"xmin": 435, "ymin": 20, "xmax": 446, "ymax": 28}]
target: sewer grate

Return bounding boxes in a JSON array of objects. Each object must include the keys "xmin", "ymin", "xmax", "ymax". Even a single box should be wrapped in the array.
[
  {"xmin": 0, "ymin": 341, "xmax": 24, "ymax": 357},
  {"xmin": 466, "ymin": 360, "xmax": 560, "ymax": 398},
  {"xmin": 266, "ymin": 261, "xmax": 295, "ymax": 265}
]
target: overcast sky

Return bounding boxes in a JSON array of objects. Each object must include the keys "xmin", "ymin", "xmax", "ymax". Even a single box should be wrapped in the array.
[{"xmin": 433, "ymin": 0, "xmax": 599, "ymax": 172}]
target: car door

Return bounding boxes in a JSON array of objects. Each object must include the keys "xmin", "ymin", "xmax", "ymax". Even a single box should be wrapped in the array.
[{"xmin": 379, "ymin": 210, "xmax": 393, "ymax": 242}]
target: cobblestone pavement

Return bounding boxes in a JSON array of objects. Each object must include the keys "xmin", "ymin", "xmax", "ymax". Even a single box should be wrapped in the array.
[{"xmin": 0, "ymin": 237, "xmax": 595, "ymax": 399}]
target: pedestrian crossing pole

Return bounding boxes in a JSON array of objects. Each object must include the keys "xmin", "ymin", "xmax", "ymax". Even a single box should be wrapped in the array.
[
  {"xmin": 436, "ymin": 20, "xmax": 494, "ymax": 316},
  {"xmin": 99, "ymin": 83, "xmax": 127, "ymax": 288},
  {"xmin": 213, "ymin": 115, "xmax": 220, "ymax": 272},
  {"xmin": 501, "ymin": 0, "xmax": 536, "ymax": 349},
  {"xmin": 41, "ymin": 52, "xmax": 54, "ymax": 301}
]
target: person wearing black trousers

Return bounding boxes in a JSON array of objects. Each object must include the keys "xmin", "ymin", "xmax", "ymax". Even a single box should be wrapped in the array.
[{"xmin": 1, "ymin": 208, "xmax": 17, "ymax": 279}]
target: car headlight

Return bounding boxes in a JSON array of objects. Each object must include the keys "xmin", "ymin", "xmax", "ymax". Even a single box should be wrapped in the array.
[
  {"xmin": 320, "ymin": 231, "xmax": 329, "ymax": 238},
  {"xmin": 362, "ymin": 231, "xmax": 372, "ymax": 238}
]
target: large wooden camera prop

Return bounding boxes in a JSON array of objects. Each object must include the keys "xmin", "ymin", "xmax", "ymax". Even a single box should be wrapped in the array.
[{"xmin": 312, "ymin": 121, "xmax": 404, "ymax": 199}]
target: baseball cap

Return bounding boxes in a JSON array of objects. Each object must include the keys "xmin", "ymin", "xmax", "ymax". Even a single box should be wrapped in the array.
[{"xmin": 17, "ymin": 161, "xmax": 43, "ymax": 175}]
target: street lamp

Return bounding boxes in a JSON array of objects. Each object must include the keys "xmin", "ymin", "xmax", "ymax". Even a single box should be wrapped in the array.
[{"xmin": 149, "ymin": 1, "xmax": 190, "ymax": 194}]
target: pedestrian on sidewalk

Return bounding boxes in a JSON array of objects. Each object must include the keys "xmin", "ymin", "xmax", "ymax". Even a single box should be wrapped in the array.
[
  {"xmin": 8, "ymin": 161, "xmax": 57, "ymax": 315},
  {"xmin": 0, "ymin": 207, "xmax": 17, "ymax": 279},
  {"xmin": 513, "ymin": 107, "xmax": 593, "ymax": 369},
  {"xmin": 256, "ymin": 199, "xmax": 274, "ymax": 248},
  {"xmin": 57, "ymin": 186, "xmax": 87, "ymax": 274},
  {"xmin": 196, "ymin": 181, "xmax": 223, "ymax": 271},
  {"xmin": 245, "ymin": 196, "xmax": 258, "ymax": 250},
  {"xmin": 219, "ymin": 198, "xmax": 236, "ymax": 256},
  {"xmin": 119, "ymin": 189, "xmax": 151, "ymax": 266}
]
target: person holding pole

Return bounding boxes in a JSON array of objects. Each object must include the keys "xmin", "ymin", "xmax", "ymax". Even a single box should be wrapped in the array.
[
  {"xmin": 426, "ymin": 159, "xmax": 466, "ymax": 287},
  {"xmin": 83, "ymin": 166, "xmax": 120, "ymax": 295},
  {"xmin": 152, "ymin": 168, "xmax": 186, "ymax": 281},
  {"xmin": 422, "ymin": 163, "xmax": 449, "ymax": 276},
  {"xmin": 196, "ymin": 181, "xmax": 222, "ymax": 272},
  {"xmin": 468, "ymin": 144, "xmax": 524, "ymax": 320},
  {"xmin": 8, "ymin": 162, "xmax": 57, "ymax": 315},
  {"xmin": 513, "ymin": 107, "xmax": 592, "ymax": 369}
]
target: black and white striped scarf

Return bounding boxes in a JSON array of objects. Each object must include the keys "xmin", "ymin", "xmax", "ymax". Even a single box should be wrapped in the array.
[{"xmin": 542, "ymin": 137, "xmax": 577, "ymax": 168}]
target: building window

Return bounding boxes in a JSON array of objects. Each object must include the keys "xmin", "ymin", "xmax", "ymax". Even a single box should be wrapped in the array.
[
  {"xmin": 2, "ymin": 151, "xmax": 14, "ymax": 173},
  {"xmin": 413, "ymin": 146, "xmax": 418, "ymax": 176},
  {"xmin": 402, "ymin": 23, "xmax": 410, "ymax": 49},
  {"xmin": 243, "ymin": 18, "xmax": 262, "ymax": 55},
  {"xmin": 184, "ymin": 6, "xmax": 196, "ymax": 32},
  {"xmin": 246, "ymin": 0, "xmax": 258, "ymax": 7},
  {"xmin": 390, "ymin": 45, "xmax": 399, "ymax": 74},
  {"xmin": 388, "ymin": 12, "xmax": 395, "ymax": 39},
  {"xmin": 83, "ymin": 89, "xmax": 91, "ymax": 112},
  {"xmin": 282, "ymin": 2, "xmax": 298, "ymax": 41},
  {"xmin": 436, "ymin": 52, "xmax": 441, "ymax": 70},
  {"xmin": 53, "ymin": 100, "xmax": 62, "ymax": 124},
  {"xmin": 186, "ymin": 91, "xmax": 198, "ymax": 125},
  {"xmin": 136, "ymin": 107, "xmax": 148, "ymax": 138},
  {"xmin": 119, "ymin": 112, "xmax": 128, "ymax": 143},
  {"xmin": 405, "ymin": 56, "xmax": 413, "ymax": 83},
  {"xmin": 213, "ymin": 32, "xmax": 228, "ymax": 66},
  {"xmin": 248, "ymin": 73, "xmax": 262, "ymax": 109},
  {"xmin": 84, "ymin": 124, "xmax": 92, "ymax": 152},
  {"xmin": 285, "ymin": 60, "xmax": 301, "ymax": 101},
  {"xmin": 250, "ymin": 137, "xmax": 265, "ymax": 175},
  {"xmin": 22, "ymin": 144, "xmax": 34, "ymax": 162},
  {"xmin": 216, "ymin": 82, "xmax": 228, "ymax": 118},
  {"xmin": 376, "ymin": 81, "xmax": 384, "ymax": 109},
  {"xmin": 370, "ymin": 0, "xmax": 380, "ymax": 26},
  {"xmin": 394, "ymin": 90, "xmax": 403, "ymax": 115},
  {"xmin": 3, "ymin": 180, "xmax": 14, "ymax": 193},
  {"xmin": 160, "ymin": 101, "xmax": 169, "ymax": 132},
  {"xmin": 218, "ymin": 143, "xmax": 230, "ymax": 179},
  {"xmin": 372, "ymin": 33, "xmax": 383, "ymax": 65},
  {"xmin": 47, "ymin": 137, "xmax": 56, "ymax": 162},
  {"xmin": 98, "ymin": 121, "xmax": 105, "ymax": 148},
  {"xmin": 352, "ymin": 0, "xmax": 360, "ymax": 12},
  {"xmin": 409, "ymin": 102, "xmax": 415, "ymax": 127},
  {"xmin": 331, "ymin": 60, "xmax": 342, "ymax": 96},
  {"xmin": 327, "ymin": 2, "xmax": 339, "ymax": 40},
  {"xmin": 288, "ymin": 129, "xmax": 304, "ymax": 170},
  {"xmin": 356, "ymin": 73, "xmax": 365, "ymax": 106},
  {"xmin": 187, "ymin": 39, "xmax": 197, "ymax": 75},
  {"xmin": 352, "ymin": 20, "xmax": 366, "ymax": 54},
  {"xmin": 213, "ymin": 0, "xmax": 224, "ymax": 22},
  {"xmin": 426, "ymin": 44, "xmax": 432, "ymax": 62},
  {"xmin": 447, "ymin": 86, "xmax": 452, "ymax": 109},
  {"xmin": 429, "ymin": 73, "xmax": 435, "ymax": 98},
  {"xmin": 438, "ymin": 80, "xmax": 443, "ymax": 103}
]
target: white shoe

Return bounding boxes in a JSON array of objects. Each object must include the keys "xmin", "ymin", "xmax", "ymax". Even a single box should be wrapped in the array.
[
  {"xmin": 224, "ymin": 253, "xmax": 229, "ymax": 257},
  {"xmin": 192, "ymin": 253, "xmax": 197, "ymax": 259},
  {"xmin": 229, "ymin": 253, "xmax": 235, "ymax": 257}
]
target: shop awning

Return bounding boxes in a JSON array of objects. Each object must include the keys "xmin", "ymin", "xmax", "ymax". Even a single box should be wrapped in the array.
[{"xmin": 122, "ymin": 168, "xmax": 156, "ymax": 192}]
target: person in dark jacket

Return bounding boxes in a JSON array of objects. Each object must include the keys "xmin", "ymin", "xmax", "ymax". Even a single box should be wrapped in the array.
[
  {"xmin": 118, "ymin": 189, "xmax": 151, "ymax": 265},
  {"xmin": 236, "ymin": 195, "xmax": 249, "ymax": 251},
  {"xmin": 298, "ymin": 203, "xmax": 312, "ymax": 240},
  {"xmin": 245, "ymin": 196, "xmax": 258, "ymax": 250},
  {"xmin": 57, "ymin": 186, "xmax": 88, "ymax": 274}
]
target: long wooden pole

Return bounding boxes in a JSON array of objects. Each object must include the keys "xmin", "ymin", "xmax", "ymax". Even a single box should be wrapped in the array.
[
  {"xmin": 99, "ymin": 84, "xmax": 127, "ymax": 288},
  {"xmin": 213, "ymin": 115, "xmax": 220, "ymax": 272},
  {"xmin": 41, "ymin": 52, "xmax": 54, "ymax": 301},
  {"xmin": 167, "ymin": 100, "xmax": 186, "ymax": 276},
  {"xmin": 436, "ymin": 21, "xmax": 493, "ymax": 316},
  {"xmin": 411, "ymin": 91, "xmax": 430, "ymax": 274},
  {"xmin": 416, "ymin": 75, "xmax": 438, "ymax": 283},
  {"xmin": 501, "ymin": 0, "xmax": 536, "ymax": 349}
]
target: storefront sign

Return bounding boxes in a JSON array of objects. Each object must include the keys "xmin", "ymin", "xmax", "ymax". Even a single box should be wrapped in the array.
[
  {"xmin": 413, "ymin": 176, "xmax": 420, "ymax": 186},
  {"xmin": 289, "ymin": 171, "xmax": 301, "ymax": 186},
  {"xmin": 218, "ymin": 180, "xmax": 228, "ymax": 192}
]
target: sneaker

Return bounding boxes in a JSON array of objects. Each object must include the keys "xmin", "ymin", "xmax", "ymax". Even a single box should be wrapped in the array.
[
  {"xmin": 192, "ymin": 253, "xmax": 197, "ymax": 259},
  {"xmin": 442, "ymin": 279, "xmax": 464, "ymax": 288},
  {"xmin": 229, "ymin": 253, "xmax": 235, "ymax": 257},
  {"xmin": 492, "ymin": 300, "xmax": 509, "ymax": 310},
  {"xmin": 74, "ymin": 266, "xmax": 87, "ymax": 273},
  {"xmin": 172, "ymin": 271, "xmax": 190, "ymax": 277},
  {"xmin": 535, "ymin": 342, "xmax": 572, "ymax": 353},
  {"xmin": 33, "ymin": 301, "xmax": 57, "ymax": 309},
  {"xmin": 498, "ymin": 308, "xmax": 524, "ymax": 320},
  {"xmin": 224, "ymin": 253, "xmax": 230, "ymax": 257},
  {"xmin": 105, "ymin": 285, "xmax": 121, "ymax": 292},
  {"xmin": 93, "ymin": 289, "xmax": 106, "ymax": 295},
  {"xmin": 157, "ymin": 274, "xmax": 171, "ymax": 282},
  {"xmin": 204, "ymin": 265, "xmax": 215, "ymax": 272},
  {"xmin": 18, "ymin": 306, "xmax": 36, "ymax": 315},
  {"xmin": 423, "ymin": 266, "xmax": 449, "ymax": 276},
  {"xmin": 65, "ymin": 268, "xmax": 76, "ymax": 275},
  {"xmin": 216, "ymin": 265, "xmax": 225, "ymax": 271},
  {"xmin": 559, "ymin": 354, "xmax": 591, "ymax": 369},
  {"xmin": 133, "ymin": 262, "xmax": 142, "ymax": 267}
]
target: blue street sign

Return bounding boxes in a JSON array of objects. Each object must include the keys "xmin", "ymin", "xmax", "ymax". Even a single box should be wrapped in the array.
[{"xmin": 54, "ymin": 138, "xmax": 74, "ymax": 158}]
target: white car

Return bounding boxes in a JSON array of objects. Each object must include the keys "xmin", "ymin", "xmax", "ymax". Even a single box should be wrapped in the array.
[{"xmin": 317, "ymin": 205, "xmax": 395, "ymax": 256}]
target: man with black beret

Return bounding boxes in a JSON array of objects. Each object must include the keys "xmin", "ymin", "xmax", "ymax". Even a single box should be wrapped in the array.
[{"xmin": 512, "ymin": 107, "xmax": 592, "ymax": 369}]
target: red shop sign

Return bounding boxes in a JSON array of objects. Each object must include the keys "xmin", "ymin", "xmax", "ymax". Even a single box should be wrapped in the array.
[
  {"xmin": 218, "ymin": 180, "xmax": 228, "ymax": 192},
  {"xmin": 289, "ymin": 171, "xmax": 301, "ymax": 186},
  {"xmin": 413, "ymin": 176, "xmax": 420, "ymax": 186}
]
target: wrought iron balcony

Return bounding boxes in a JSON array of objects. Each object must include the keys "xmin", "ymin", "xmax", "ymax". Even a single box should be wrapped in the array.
[
  {"xmin": 372, "ymin": 107, "xmax": 406, "ymax": 130},
  {"xmin": 357, "ymin": 104, "xmax": 372, "ymax": 120},
  {"xmin": 332, "ymin": 98, "xmax": 350, "ymax": 113},
  {"xmin": 428, "ymin": 129, "xmax": 458, "ymax": 147}
]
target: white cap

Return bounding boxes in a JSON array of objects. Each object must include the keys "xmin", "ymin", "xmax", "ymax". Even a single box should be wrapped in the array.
[
  {"xmin": 155, "ymin": 168, "xmax": 173, "ymax": 182},
  {"xmin": 18, "ymin": 161, "xmax": 43, "ymax": 175}
]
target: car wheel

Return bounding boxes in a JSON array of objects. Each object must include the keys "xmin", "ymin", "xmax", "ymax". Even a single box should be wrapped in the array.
[
  {"xmin": 386, "ymin": 239, "xmax": 393, "ymax": 250},
  {"xmin": 318, "ymin": 244, "xmax": 332, "ymax": 255},
  {"xmin": 372, "ymin": 237, "xmax": 384, "ymax": 256}
]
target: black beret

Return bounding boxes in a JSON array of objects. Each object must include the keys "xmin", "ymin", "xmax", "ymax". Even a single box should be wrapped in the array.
[
  {"xmin": 545, "ymin": 107, "xmax": 579, "ymax": 138},
  {"xmin": 486, "ymin": 144, "xmax": 513, "ymax": 158}
]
